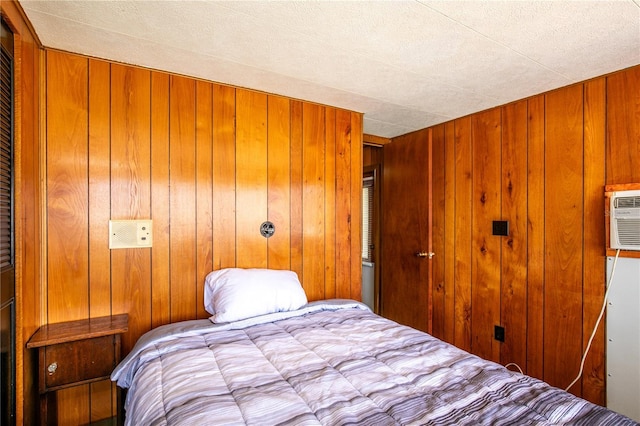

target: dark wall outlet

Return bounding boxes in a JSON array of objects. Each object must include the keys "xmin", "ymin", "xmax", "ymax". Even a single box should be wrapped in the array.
[
  {"xmin": 492, "ymin": 220, "xmax": 509, "ymax": 236},
  {"xmin": 494, "ymin": 325, "xmax": 505, "ymax": 342}
]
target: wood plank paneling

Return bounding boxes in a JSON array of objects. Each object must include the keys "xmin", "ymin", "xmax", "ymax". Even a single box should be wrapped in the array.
[
  {"xmin": 236, "ymin": 89, "xmax": 268, "ymax": 268},
  {"xmin": 470, "ymin": 109, "xmax": 502, "ymax": 362},
  {"xmin": 424, "ymin": 67, "xmax": 640, "ymax": 403},
  {"xmin": 31, "ymin": 48, "xmax": 639, "ymax": 423},
  {"xmin": 110, "ymin": 64, "xmax": 152, "ymax": 356},
  {"xmin": 606, "ymin": 66, "xmax": 640, "ymax": 185},
  {"xmin": 581, "ymin": 78, "xmax": 606, "ymax": 403},
  {"xmin": 431, "ymin": 124, "xmax": 446, "ymax": 339},
  {"xmin": 42, "ymin": 49, "xmax": 362, "ymax": 356},
  {"xmin": 196, "ymin": 81, "xmax": 213, "ymax": 319},
  {"xmin": 453, "ymin": 117, "xmax": 473, "ymax": 352},
  {"xmin": 88, "ymin": 59, "xmax": 111, "ymax": 320},
  {"xmin": 267, "ymin": 95, "xmax": 291, "ymax": 271},
  {"xmin": 335, "ymin": 109, "xmax": 352, "ymax": 299},
  {"xmin": 526, "ymin": 94, "xmax": 545, "ymax": 381},
  {"xmin": 150, "ymin": 72, "xmax": 171, "ymax": 328},
  {"xmin": 544, "ymin": 85, "xmax": 584, "ymax": 393},
  {"xmin": 302, "ymin": 103, "xmax": 326, "ymax": 300},
  {"xmin": 289, "ymin": 101, "xmax": 304, "ymax": 282},
  {"xmin": 56, "ymin": 385, "xmax": 89, "ymax": 425},
  {"xmin": 169, "ymin": 75, "xmax": 197, "ymax": 322},
  {"xmin": 46, "ymin": 51, "xmax": 90, "ymax": 324},
  {"xmin": 350, "ymin": 113, "xmax": 363, "ymax": 300},
  {"xmin": 500, "ymin": 100, "xmax": 528, "ymax": 373},
  {"xmin": 87, "ymin": 58, "xmax": 113, "ymax": 422},
  {"xmin": 324, "ymin": 108, "xmax": 337, "ymax": 300},
  {"xmin": 443, "ymin": 121, "xmax": 456, "ymax": 344},
  {"xmin": 90, "ymin": 380, "xmax": 114, "ymax": 422},
  {"xmin": 363, "ymin": 145, "xmax": 383, "ymax": 167},
  {"xmin": 212, "ymin": 84, "xmax": 236, "ymax": 271}
]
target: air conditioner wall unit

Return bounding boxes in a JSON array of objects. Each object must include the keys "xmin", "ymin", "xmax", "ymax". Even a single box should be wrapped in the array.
[{"xmin": 610, "ymin": 189, "xmax": 640, "ymax": 251}]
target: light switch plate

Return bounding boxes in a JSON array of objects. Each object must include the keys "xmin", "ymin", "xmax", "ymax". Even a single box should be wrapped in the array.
[{"xmin": 109, "ymin": 219, "xmax": 153, "ymax": 249}]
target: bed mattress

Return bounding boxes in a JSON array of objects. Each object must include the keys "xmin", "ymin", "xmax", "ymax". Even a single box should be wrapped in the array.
[{"xmin": 112, "ymin": 300, "xmax": 636, "ymax": 425}]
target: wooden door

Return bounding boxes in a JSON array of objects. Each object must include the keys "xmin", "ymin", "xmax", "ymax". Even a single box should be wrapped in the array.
[
  {"xmin": 1, "ymin": 18, "xmax": 16, "ymax": 425},
  {"xmin": 381, "ymin": 129, "xmax": 433, "ymax": 333}
]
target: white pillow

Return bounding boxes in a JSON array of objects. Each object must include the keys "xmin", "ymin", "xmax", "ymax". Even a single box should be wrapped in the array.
[{"xmin": 204, "ymin": 268, "xmax": 308, "ymax": 323}]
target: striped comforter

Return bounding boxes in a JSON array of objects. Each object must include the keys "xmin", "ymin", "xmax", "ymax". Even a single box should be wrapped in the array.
[{"xmin": 112, "ymin": 300, "xmax": 636, "ymax": 425}]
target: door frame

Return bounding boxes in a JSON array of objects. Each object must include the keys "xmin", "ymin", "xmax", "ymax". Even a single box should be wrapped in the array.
[{"xmin": 363, "ymin": 164, "xmax": 381, "ymax": 313}]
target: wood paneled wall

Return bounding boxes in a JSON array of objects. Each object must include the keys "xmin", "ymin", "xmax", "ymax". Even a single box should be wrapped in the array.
[
  {"xmin": 1, "ymin": 1, "xmax": 42, "ymax": 424},
  {"xmin": 426, "ymin": 65, "xmax": 640, "ymax": 405},
  {"xmin": 363, "ymin": 144, "xmax": 383, "ymax": 167},
  {"xmin": 43, "ymin": 49, "xmax": 362, "ymax": 424}
]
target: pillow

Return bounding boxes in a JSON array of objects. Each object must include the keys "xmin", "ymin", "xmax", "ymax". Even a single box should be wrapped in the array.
[{"xmin": 204, "ymin": 268, "xmax": 308, "ymax": 323}]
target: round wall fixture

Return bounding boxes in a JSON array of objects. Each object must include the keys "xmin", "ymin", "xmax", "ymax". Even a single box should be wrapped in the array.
[{"xmin": 260, "ymin": 221, "xmax": 275, "ymax": 238}]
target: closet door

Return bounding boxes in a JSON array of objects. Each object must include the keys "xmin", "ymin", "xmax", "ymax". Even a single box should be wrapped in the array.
[
  {"xmin": 0, "ymin": 17, "xmax": 15, "ymax": 426},
  {"xmin": 380, "ymin": 129, "xmax": 432, "ymax": 333}
]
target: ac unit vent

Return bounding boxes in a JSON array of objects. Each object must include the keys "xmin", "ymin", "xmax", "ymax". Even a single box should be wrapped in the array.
[
  {"xmin": 614, "ymin": 196, "xmax": 640, "ymax": 209},
  {"xmin": 617, "ymin": 219, "xmax": 640, "ymax": 246},
  {"xmin": 610, "ymin": 190, "xmax": 640, "ymax": 251}
]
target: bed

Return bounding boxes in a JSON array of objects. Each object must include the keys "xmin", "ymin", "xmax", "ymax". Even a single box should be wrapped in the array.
[{"xmin": 111, "ymin": 268, "xmax": 637, "ymax": 425}]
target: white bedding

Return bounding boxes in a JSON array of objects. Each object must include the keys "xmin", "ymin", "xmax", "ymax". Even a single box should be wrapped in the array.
[{"xmin": 112, "ymin": 300, "xmax": 637, "ymax": 425}]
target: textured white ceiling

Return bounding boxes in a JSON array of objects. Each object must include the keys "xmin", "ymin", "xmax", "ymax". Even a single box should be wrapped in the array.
[{"xmin": 19, "ymin": 0, "xmax": 640, "ymax": 138}]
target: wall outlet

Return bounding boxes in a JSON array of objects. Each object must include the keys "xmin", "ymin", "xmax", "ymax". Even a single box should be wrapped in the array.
[{"xmin": 492, "ymin": 220, "xmax": 509, "ymax": 236}]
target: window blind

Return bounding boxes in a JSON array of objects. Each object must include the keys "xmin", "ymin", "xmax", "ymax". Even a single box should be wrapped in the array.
[
  {"xmin": 0, "ymin": 40, "xmax": 13, "ymax": 271},
  {"xmin": 362, "ymin": 175, "xmax": 374, "ymax": 261}
]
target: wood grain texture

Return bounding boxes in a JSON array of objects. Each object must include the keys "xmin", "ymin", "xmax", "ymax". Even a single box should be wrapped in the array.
[
  {"xmin": 5, "ymin": 3, "xmax": 44, "ymax": 421},
  {"xmin": 324, "ymin": 107, "xmax": 337, "ymax": 300},
  {"xmin": 110, "ymin": 64, "xmax": 152, "ymax": 355},
  {"xmin": 150, "ymin": 72, "xmax": 171, "ymax": 328},
  {"xmin": 88, "ymin": 59, "xmax": 111, "ymax": 320},
  {"xmin": 169, "ymin": 75, "xmax": 197, "ymax": 322},
  {"xmin": 335, "ymin": 109, "xmax": 352, "ymax": 299},
  {"xmin": 381, "ymin": 128, "xmax": 431, "ymax": 332},
  {"xmin": 544, "ymin": 84, "xmax": 584, "ymax": 394},
  {"xmin": 606, "ymin": 66, "xmax": 640, "ymax": 185},
  {"xmin": 212, "ymin": 84, "xmax": 236, "ymax": 270},
  {"xmin": 196, "ymin": 81, "xmax": 214, "ymax": 319},
  {"xmin": 443, "ymin": 121, "xmax": 456, "ymax": 344},
  {"xmin": 87, "ymin": 58, "xmax": 114, "ymax": 422},
  {"xmin": 526, "ymin": 94, "xmax": 545, "ymax": 381},
  {"xmin": 236, "ymin": 89, "xmax": 268, "ymax": 268},
  {"xmin": 470, "ymin": 108, "xmax": 502, "ymax": 363},
  {"xmin": 56, "ymin": 385, "xmax": 89, "ymax": 425},
  {"xmin": 363, "ymin": 145, "xmax": 383, "ymax": 167},
  {"xmin": 31, "ymin": 47, "xmax": 640, "ymax": 421},
  {"xmin": 350, "ymin": 113, "xmax": 363, "ymax": 300},
  {"xmin": 90, "ymin": 380, "xmax": 115, "ymax": 421},
  {"xmin": 46, "ymin": 51, "xmax": 90, "ymax": 324},
  {"xmin": 267, "ymin": 95, "xmax": 291, "ymax": 271},
  {"xmin": 289, "ymin": 101, "xmax": 304, "ymax": 282},
  {"xmin": 453, "ymin": 117, "xmax": 473, "ymax": 352},
  {"xmin": 431, "ymin": 124, "xmax": 446, "ymax": 339},
  {"xmin": 581, "ymin": 78, "xmax": 606, "ymax": 404},
  {"xmin": 302, "ymin": 102, "xmax": 326, "ymax": 300},
  {"xmin": 499, "ymin": 100, "xmax": 528, "ymax": 373},
  {"xmin": 38, "ymin": 49, "xmax": 363, "ymax": 421}
]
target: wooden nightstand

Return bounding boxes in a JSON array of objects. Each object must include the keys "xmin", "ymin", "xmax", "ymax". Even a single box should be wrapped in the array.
[{"xmin": 27, "ymin": 314, "xmax": 129, "ymax": 425}]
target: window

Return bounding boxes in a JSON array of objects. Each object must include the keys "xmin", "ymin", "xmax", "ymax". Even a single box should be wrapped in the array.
[{"xmin": 362, "ymin": 172, "xmax": 375, "ymax": 262}]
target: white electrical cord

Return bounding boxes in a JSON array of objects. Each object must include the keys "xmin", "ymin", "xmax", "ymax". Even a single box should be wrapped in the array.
[
  {"xmin": 565, "ymin": 249, "xmax": 621, "ymax": 392},
  {"xmin": 505, "ymin": 362, "xmax": 523, "ymax": 374}
]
